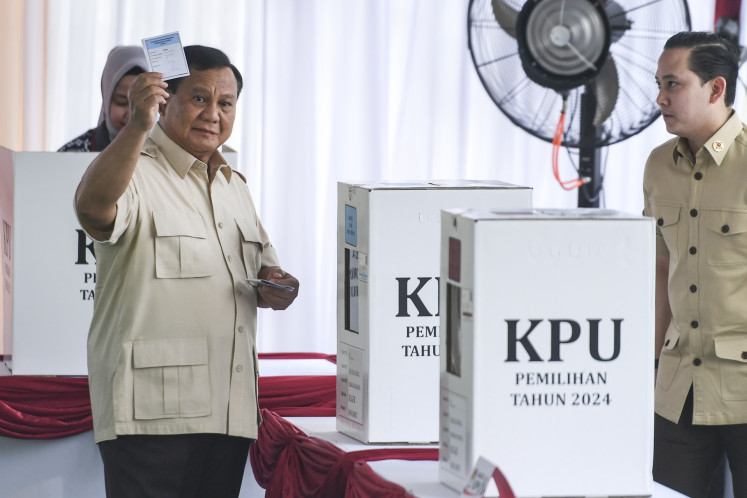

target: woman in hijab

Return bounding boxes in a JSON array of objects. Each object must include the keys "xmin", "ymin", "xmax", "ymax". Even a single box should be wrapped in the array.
[{"xmin": 59, "ymin": 46, "xmax": 148, "ymax": 152}]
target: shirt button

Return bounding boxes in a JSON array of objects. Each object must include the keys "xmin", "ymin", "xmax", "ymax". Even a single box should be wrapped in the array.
[
  {"xmin": 237, "ymin": 290, "xmax": 243, "ymax": 296},
  {"xmin": 657, "ymin": 218, "xmax": 664, "ymax": 226},
  {"xmin": 218, "ymin": 221, "xmax": 224, "ymax": 228},
  {"xmin": 238, "ymin": 326, "xmax": 244, "ymax": 333},
  {"xmin": 689, "ymin": 246, "xmax": 697, "ymax": 255},
  {"xmin": 690, "ymin": 209, "xmax": 698, "ymax": 217},
  {"xmin": 664, "ymin": 339, "xmax": 670, "ymax": 346},
  {"xmin": 227, "ymin": 254, "xmax": 233, "ymax": 262},
  {"xmin": 693, "ymin": 358, "xmax": 702, "ymax": 366},
  {"xmin": 690, "ymin": 285, "xmax": 697, "ymax": 293},
  {"xmin": 694, "ymin": 172, "xmax": 703, "ymax": 180},
  {"xmin": 722, "ymin": 225, "xmax": 730, "ymax": 233},
  {"xmin": 691, "ymin": 320, "xmax": 699, "ymax": 328},
  {"xmin": 741, "ymin": 352, "xmax": 747, "ymax": 360},
  {"xmin": 236, "ymin": 365, "xmax": 244, "ymax": 373}
]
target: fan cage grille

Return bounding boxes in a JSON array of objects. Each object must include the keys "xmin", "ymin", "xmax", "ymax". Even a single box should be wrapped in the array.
[{"xmin": 469, "ymin": 0, "xmax": 691, "ymax": 147}]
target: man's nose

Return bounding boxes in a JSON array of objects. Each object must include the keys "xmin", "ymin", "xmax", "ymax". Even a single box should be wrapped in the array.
[
  {"xmin": 656, "ymin": 88, "xmax": 666, "ymax": 107},
  {"xmin": 202, "ymin": 102, "xmax": 219, "ymax": 121}
]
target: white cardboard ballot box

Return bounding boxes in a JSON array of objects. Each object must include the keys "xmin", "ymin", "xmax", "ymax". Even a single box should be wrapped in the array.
[
  {"xmin": 438, "ymin": 208, "xmax": 656, "ymax": 497},
  {"xmin": 336, "ymin": 181, "xmax": 533, "ymax": 443},
  {"xmin": 0, "ymin": 147, "xmax": 236, "ymax": 376}
]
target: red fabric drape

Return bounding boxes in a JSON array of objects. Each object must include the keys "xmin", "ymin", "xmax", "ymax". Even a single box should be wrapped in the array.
[
  {"xmin": 0, "ymin": 376, "xmax": 91, "ymax": 439},
  {"xmin": 0, "ymin": 353, "xmax": 336, "ymax": 439},
  {"xmin": 251, "ymin": 408, "xmax": 345, "ymax": 497},
  {"xmin": 258, "ymin": 352, "xmax": 336, "ymax": 363},
  {"xmin": 318, "ymin": 447, "xmax": 439, "ymax": 497},
  {"xmin": 492, "ymin": 466, "xmax": 517, "ymax": 498},
  {"xmin": 257, "ymin": 375, "xmax": 336, "ymax": 417},
  {"xmin": 250, "ymin": 409, "xmax": 439, "ymax": 497},
  {"xmin": 345, "ymin": 461, "xmax": 416, "ymax": 498}
]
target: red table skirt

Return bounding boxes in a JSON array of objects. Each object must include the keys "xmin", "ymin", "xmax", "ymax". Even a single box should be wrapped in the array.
[
  {"xmin": 0, "ymin": 353, "xmax": 336, "ymax": 439},
  {"xmin": 250, "ymin": 408, "xmax": 439, "ymax": 498}
]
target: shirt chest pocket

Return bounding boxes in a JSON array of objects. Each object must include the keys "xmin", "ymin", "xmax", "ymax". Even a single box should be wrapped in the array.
[
  {"xmin": 235, "ymin": 218, "xmax": 264, "ymax": 278},
  {"xmin": 705, "ymin": 211, "xmax": 747, "ymax": 266},
  {"xmin": 714, "ymin": 334, "xmax": 747, "ymax": 400},
  {"xmin": 132, "ymin": 337, "xmax": 211, "ymax": 420},
  {"xmin": 153, "ymin": 210, "xmax": 215, "ymax": 278},
  {"xmin": 650, "ymin": 204, "xmax": 680, "ymax": 259}
]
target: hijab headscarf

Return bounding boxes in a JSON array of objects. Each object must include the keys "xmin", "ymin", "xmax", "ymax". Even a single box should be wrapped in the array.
[{"xmin": 98, "ymin": 46, "xmax": 148, "ymax": 141}]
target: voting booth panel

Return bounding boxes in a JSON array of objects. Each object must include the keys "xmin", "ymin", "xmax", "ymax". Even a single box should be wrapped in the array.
[
  {"xmin": 0, "ymin": 150, "xmax": 97, "ymax": 375},
  {"xmin": 0, "ymin": 147, "xmax": 237, "ymax": 376},
  {"xmin": 336, "ymin": 181, "xmax": 533, "ymax": 444},
  {"xmin": 438, "ymin": 209, "xmax": 656, "ymax": 497}
]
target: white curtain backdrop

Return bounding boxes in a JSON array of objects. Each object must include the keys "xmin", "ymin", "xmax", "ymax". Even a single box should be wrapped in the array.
[{"xmin": 15, "ymin": 0, "xmax": 731, "ymax": 353}]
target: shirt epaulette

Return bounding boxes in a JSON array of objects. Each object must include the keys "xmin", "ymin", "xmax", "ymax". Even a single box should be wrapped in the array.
[{"xmin": 233, "ymin": 170, "xmax": 247, "ymax": 183}]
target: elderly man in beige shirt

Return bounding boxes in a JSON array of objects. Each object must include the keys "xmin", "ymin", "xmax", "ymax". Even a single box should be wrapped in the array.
[
  {"xmin": 74, "ymin": 45, "xmax": 299, "ymax": 498},
  {"xmin": 643, "ymin": 31, "xmax": 747, "ymax": 497}
]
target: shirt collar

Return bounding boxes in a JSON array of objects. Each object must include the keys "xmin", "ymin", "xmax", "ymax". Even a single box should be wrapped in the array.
[
  {"xmin": 145, "ymin": 123, "xmax": 233, "ymax": 182},
  {"xmin": 672, "ymin": 110, "xmax": 742, "ymax": 166}
]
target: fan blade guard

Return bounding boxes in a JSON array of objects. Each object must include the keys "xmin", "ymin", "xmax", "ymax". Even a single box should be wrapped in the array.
[
  {"xmin": 517, "ymin": 0, "xmax": 611, "ymax": 91},
  {"xmin": 468, "ymin": 0, "xmax": 691, "ymax": 147}
]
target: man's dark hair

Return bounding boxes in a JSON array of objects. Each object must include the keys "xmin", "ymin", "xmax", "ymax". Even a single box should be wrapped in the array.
[
  {"xmin": 664, "ymin": 31, "xmax": 739, "ymax": 106},
  {"xmin": 167, "ymin": 45, "xmax": 243, "ymax": 97}
]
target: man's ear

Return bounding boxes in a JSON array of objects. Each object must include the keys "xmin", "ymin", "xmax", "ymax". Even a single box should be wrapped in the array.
[
  {"xmin": 159, "ymin": 100, "xmax": 167, "ymax": 116},
  {"xmin": 710, "ymin": 76, "xmax": 727, "ymax": 104}
]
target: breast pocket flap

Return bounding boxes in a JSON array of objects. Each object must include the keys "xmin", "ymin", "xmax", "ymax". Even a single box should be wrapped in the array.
[
  {"xmin": 133, "ymin": 337, "xmax": 208, "ymax": 369},
  {"xmin": 707, "ymin": 211, "xmax": 747, "ymax": 236},
  {"xmin": 236, "ymin": 218, "xmax": 262, "ymax": 244},
  {"xmin": 714, "ymin": 334, "xmax": 747, "ymax": 363},
  {"xmin": 650, "ymin": 204, "xmax": 680, "ymax": 228},
  {"xmin": 153, "ymin": 211, "xmax": 207, "ymax": 239},
  {"xmin": 662, "ymin": 326, "xmax": 680, "ymax": 350}
]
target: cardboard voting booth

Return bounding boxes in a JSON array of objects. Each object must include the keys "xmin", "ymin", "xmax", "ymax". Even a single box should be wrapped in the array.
[
  {"xmin": 1, "ymin": 149, "xmax": 97, "ymax": 375},
  {"xmin": 438, "ymin": 208, "xmax": 656, "ymax": 496},
  {"xmin": 0, "ymin": 147, "xmax": 236, "ymax": 376},
  {"xmin": 336, "ymin": 181, "xmax": 533, "ymax": 443}
]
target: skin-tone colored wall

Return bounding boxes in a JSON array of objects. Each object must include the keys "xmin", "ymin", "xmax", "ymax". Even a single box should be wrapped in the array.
[{"xmin": 0, "ymin": 0, "xmax": 24, "ymax": 152}]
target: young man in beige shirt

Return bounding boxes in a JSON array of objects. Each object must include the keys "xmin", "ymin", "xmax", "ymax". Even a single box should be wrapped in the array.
[{"xmin": 644, "ymin": 31, "xmax": 747, "ymax": 497}]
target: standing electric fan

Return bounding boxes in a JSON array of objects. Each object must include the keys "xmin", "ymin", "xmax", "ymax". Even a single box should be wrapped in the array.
[{"xmin": 468, "ymin": 0, "xmax": 691, "ymax": 206}]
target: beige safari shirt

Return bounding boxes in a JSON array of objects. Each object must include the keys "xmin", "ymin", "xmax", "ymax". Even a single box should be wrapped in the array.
[
  {"xmin": 643, "ymin": 111, "xmax": 747, "ymax": 425},
  {"xmin": 80, "ymin": 123, "xmax": 279, "ymax": 443}
]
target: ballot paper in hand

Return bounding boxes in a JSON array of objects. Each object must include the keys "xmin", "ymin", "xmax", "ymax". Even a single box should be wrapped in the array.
[
  {"xmin": 141, "ymin": 32, "xmax": 190, "ymax": 80},
  {"xmin": 246, "ymin": 279, "xmax": 295, "ymax": 292}
]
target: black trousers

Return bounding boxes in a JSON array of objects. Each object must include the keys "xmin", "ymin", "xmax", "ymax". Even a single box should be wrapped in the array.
[
  {"xmin": 654, "ymin": 390, "xmax": 747, "ymax": 498},
  {"xmin": 98, "ymin": 434, "xmax": 252, "ymax": 498}
]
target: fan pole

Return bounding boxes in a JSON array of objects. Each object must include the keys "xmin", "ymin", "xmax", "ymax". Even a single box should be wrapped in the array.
[{"xmin": 578, "ymin": 91, "xmax": 602, "ymax": 208}]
